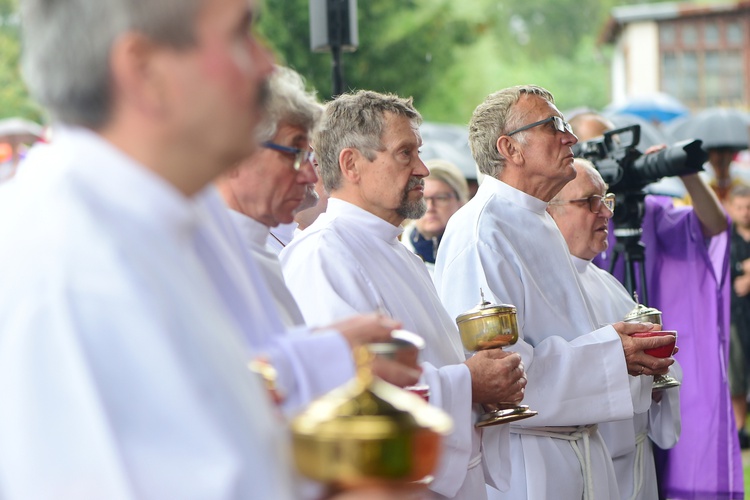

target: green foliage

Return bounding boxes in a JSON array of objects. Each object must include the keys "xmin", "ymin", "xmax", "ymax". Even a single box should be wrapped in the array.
[
  {"xmin": 0, "ymin": 0, "xmax": 694, "ymax": 125},
  {"xmin": 0, "ymin": 0, "xmax": 42, "ymax": 122},
  {"xmin": 257, "ymin": 0, "xmax": 478, "ymax": 105}
]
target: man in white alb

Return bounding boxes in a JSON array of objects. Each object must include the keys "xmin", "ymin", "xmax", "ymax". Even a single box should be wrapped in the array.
[
  {"xmin": 547, "ymin": 158, "xmax": 681, "ymax": 500},
  {"xmin": 434, "ymin": 85, "xmax": 676, "ymax": 500},
  {"xmin": 0, "ymin": 0, "xmax": 296, "ymax": 498},
  {"xmin": 216, "ymin": 65, "xmax": 321, "ymax": 327},
  {"xmin": 203, "ymin": 66, "xmax": 416, "ymax": 416},
  {"xmin": 280, "ymin": 90, "xmax": 527, "ymax": 499}
]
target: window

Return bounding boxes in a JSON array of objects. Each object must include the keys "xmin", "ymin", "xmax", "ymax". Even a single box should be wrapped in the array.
[
  {"xmin": 704, "ymin": 24, "xmax": 719, "ymax": 45},
  {"xmin": 660, "ymin": 24, "xmax": 675, "ymax": 45},
  {"xmin": 681, "ymin": 24, "xmax": 698, "ymax": 46},
  {"xmin": 727, "ymin": 21, "xmax": 743, "ymax": 44},
  {"xmin": 659, "ymin": 15, "xmax": 747, "ymax": 107}
]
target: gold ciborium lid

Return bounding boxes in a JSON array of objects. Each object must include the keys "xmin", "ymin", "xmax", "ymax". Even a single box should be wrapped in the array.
[
  {"xmin": 623, "ymin": 292, "xmax": 663, "ymax": 325},
  {"xmin": 290, "ymin": 348, "xmax": 452, "ymax": 489},
  {"xmin": 455, "ymin": 290, "xmax": 519, "ymax": 351}
]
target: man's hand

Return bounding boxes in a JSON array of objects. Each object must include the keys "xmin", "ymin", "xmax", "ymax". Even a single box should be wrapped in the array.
[
  {"xmin": 326, "ymin": 313, "xmax": 402, "ymax": 348},
  {"xmin": 371, "ymin": 356, "xmax": 422, "ymax": 388},
  {"xmin": 613, "ymin": 322, "xmax": 675, "ymax": 376},
  {"xmin": 466, "ymin": 350, "xmax": 526, "ymax": 404},
  {"xmin": 324, "ymin": 314, "xmax": 424, "ymax": 388},
  {"xmin": 734, "ymin": 272, "xmax": 750, "ymax": 297}
]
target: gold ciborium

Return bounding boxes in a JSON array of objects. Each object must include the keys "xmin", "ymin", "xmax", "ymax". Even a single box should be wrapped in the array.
[
  {"xmin": 290, "ymin": 348, "xmax": 452, "ymax": 492},
  {"xmin": 456, "ymin": 291, "xmax": 537, "ymax": 427},
  {"xmin": 623, "ymin": 295, "xmax": 680, "ymax": 390}
]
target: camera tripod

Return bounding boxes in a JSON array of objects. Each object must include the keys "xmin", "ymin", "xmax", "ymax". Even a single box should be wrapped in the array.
[{"xmin": 608, "ymin": 192, "xmax": 648, "ymax": 304}]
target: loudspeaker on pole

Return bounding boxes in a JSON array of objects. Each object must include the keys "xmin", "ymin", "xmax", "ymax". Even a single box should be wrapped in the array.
[{"xmin": 309, "ymin": 0, "xmax": 359, "ymax": 53}]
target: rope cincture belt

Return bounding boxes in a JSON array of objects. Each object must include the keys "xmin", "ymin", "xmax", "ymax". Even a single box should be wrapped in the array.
[
  {"xmin": 628, "ymin": 431, "xmax": 648, "ymax": 500},
  {"xmin": 511, "ymin": 424, "xmax": 599, "ymax": 500},
  {"xmin": 467, "ymin": 453, "xmax": 483, "ymax": 470}
]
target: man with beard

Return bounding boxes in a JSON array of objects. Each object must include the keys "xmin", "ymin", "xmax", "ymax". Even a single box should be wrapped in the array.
[
  {"xmin": 280, "ymin": 90, "xmax": 527, "ymax": 499},
  {"xmin": 204, "ymin": 67, "xmax": 418, "ymax": 419}
]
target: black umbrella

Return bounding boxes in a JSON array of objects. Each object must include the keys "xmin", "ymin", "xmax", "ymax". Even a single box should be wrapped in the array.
[{"xmin": 664, "ymin": 107, "xmax": 750, "ymax": 150}]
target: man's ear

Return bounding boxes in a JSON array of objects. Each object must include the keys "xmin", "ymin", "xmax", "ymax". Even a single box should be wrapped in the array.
[
  {"xmin": 497, "ymin": 135, "xmax": 524, "ymax": 166},
  {"xmin": 109, "ymin": 32, "xmax": 167, "ymax": 118},
  {"xmin": 339, "ymin": 147, "xmax": 362, "ymax": 183}
]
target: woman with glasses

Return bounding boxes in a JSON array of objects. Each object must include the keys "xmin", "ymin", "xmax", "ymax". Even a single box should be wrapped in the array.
[{"xmin": 401, "ymin": 159, "xmax": 469, "ymax": 276}]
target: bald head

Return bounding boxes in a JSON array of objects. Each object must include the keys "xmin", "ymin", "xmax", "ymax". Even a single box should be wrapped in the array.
[
  {"xmin": 569, "ymin": 113, "xmax": 614, "ymax": 142},
  {"xmin": 548, "ymin": 159, "xmax": 613, "ymax": 261}
]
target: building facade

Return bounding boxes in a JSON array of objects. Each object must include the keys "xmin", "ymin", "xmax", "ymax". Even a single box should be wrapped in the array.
[{"xmin": 602, "ymin": 1, "xmax": 750, "ymax": 111}]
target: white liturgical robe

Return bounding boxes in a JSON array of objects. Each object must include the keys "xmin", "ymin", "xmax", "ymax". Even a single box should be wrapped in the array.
[
  {"xmin": 267, "ymin": 220, "xmax": 298, "ymax": 254},
  {"xmin": 0, "ymin": 127, "xmax": 294, "ymax": 500},
  {"xmin": 227, "ymin": 209, "xmax": 306, "ymax": 327},
  {"xmin": 572, "ymin": 256, "xmax": 681, "ymax": 500},
  {"xmin": 191, "ymin": 188, "xmax": 355, "ymax": 416},
  {"xmin": 280, "ymin": 198, "xmax": 511, "ymax": 500},
  {"xmin": 435, "ymin": 177, "xmax": 650, "ymax": 500}
]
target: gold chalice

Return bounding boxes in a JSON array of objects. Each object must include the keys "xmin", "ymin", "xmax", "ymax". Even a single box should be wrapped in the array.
[{"xmin": 456, "ymin": 292, "xmax": 537, "ymax": 427}]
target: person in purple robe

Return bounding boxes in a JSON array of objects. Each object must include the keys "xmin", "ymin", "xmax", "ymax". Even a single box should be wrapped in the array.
[{"xmin": 571, "ymin": 112, "xmax": 740, "ymax": 500}]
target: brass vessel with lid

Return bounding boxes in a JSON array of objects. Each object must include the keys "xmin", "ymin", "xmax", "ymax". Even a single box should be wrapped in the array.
[
  {"xmin": 454, "ymin": 290, "xmax": 537, "ymax": 427},
  {"xmin": 291, "ymin": 348, "xmax": 452, "ymax": 489}
]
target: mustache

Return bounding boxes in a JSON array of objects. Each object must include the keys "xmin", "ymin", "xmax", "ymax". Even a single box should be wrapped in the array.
[{"xmin": 406, "ymin": 177, "xmax": 425, "ymax": 190}]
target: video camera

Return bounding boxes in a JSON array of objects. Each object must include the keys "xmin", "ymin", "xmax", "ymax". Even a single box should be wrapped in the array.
[{"xmin": 572, "ymin": 124, "xmax": 707, "ymax": 194}]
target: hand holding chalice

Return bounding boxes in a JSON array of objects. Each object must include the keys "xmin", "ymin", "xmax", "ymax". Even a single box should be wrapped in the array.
[
  {"xmin": 623, "ymin": 297, "xmax": 680, "ymax": 390},
  {"xmin": 456, "ymin": 291, "xmax": 537, "ymax": 427}
]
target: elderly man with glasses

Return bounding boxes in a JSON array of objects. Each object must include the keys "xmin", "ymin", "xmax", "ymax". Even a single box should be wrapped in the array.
[
  {"xmin": 569, "ymin": 111, "xmax": 738, "ymax": 500},
  {"xmin": 434, "ymin": 85, "xmax": 677, "ymax": 500},
  {"xmin": 547, "ymin": 158, "xmax": 682, "ymax": 500}
]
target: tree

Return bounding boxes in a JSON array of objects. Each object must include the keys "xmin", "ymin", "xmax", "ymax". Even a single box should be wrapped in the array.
[
  {"xmin": 257, "ymin": 0, "xmax": 477, "ymax": 107},
  {"xmin": 0, "ymin": 0, "xmax": 43, "ymax": 122}
]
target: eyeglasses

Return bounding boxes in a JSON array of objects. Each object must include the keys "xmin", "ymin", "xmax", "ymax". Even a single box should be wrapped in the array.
[
  {"xmin": 506, "ymin": 116, "xmax": 574, "ymax": 137},
  {"xmin": 423, "ymin": 193, "xmax": 456, "ymax": 206},
  {"xmin": 549, "ymin": 193, "xmax": 616, "ymax": 214},
  {"xmin": 262, "ymin": 141, "xmax": 315, "ymax": 171}
]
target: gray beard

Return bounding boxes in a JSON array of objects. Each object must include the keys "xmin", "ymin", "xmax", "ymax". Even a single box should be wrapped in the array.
[{"xmin": 396, "ymin": 177, "xmax": 427, "ymax": 220}]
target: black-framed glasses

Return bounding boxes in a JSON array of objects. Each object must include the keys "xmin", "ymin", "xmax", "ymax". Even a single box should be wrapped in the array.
[
  {"xmin": 549, "ymin": 193, "xmax": 616, "ymax": 214},
  {"xmin": 424, "ymin": 193, "xmax": 456, "ymax": 206},
  {"xmin": 506, "ymin": 116, "xmax": 574, "ymax": 137},
  {"xmin": 262, "ymin": 141, "xmax": 315, "ymax": 171}
]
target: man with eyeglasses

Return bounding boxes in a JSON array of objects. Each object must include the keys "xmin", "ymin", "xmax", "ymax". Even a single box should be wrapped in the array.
[
  {"xmin": 401, "ymin": 158, "xmax": 469, "ymax": 276},
  {"xmin": 281, "ymin": 89, "xmax": 528, "ymax": 499},
  {"xmin": 207, "ymin": 67, "xmax": 419, "ymax": 418},
  {"xmin": 217, "ymin": 65, "xmax": 319, "ymax": 328},
  {"xmin": 547, "ymin": 158, "xmax": 682, "ymax": 500},
  {"xmin": 435, "ymin": 85, "xmax": 676, "ymax": 500},
  {"xmin": 570, "ymin": 111, "xmax": 739, "ymax": 500}
]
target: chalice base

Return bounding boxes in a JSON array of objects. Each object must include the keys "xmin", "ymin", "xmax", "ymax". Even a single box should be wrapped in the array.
[
  {"xmin": 652, "ymin": 374, "xmax": 681, "ymax": 391},
  {"xmin": 476, "ymin": 404, "xmax": 538, "ymax": 428}
]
